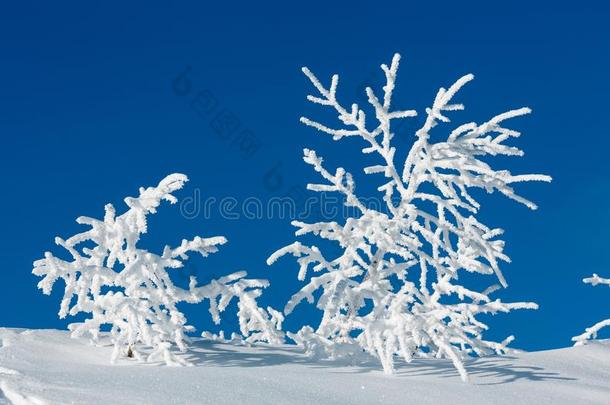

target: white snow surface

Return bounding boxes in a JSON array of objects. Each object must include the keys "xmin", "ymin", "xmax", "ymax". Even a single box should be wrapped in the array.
[{"xmin": 0, "ymin": 328, "xmax": 607, "ymax": 405}]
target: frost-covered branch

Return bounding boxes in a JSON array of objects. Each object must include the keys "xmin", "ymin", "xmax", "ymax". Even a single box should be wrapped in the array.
[
  {"xmin": 572, "ymin": 273, "xmax": 610, "ymax": 346},
  {"xmin": 34, "ymin": 174, "xmax": 283, "ymax": 365},
  {"xmin": 584, "ymin": 273, "xmax": 610, "ymax": 287},
  {"xmin": 269, "ymin": 54, "xmax": 549, "ymax": 381}
]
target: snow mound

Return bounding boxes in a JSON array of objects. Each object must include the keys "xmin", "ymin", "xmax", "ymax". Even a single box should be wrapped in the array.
[{"xmin": 0, "ymin": 328, "xmax": 607, "ymax": 404}]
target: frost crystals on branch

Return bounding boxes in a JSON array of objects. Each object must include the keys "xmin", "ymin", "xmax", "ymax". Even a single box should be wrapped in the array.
[
  {"xmin": 34, "ymin": 174, "xmax": 283, "ymax": 366},
  {"xmin": 572, "ymin": 273, "xmax": 610, "ymax": 345},
  {"xmin": 267, "ymin": 54, "xmax": 551, "ymax": 381}
]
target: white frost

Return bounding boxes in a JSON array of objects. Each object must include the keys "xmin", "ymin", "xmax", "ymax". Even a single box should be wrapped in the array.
[
  {"xmin": 572, "ymin": 273, "xmax": 610, "ymax": 345},
  {"xmin": 268, "ymin": 54, "xmax": 551, "ymax": 381},
  {"xmin": 33, "ymin": 174, "xmax": 283, "ymax": 365}
]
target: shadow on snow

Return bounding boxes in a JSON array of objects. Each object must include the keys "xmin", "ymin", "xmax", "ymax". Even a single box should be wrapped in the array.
[{"xmin": 179, "ymin": 339, "xmax": 574, "ymax": 385}]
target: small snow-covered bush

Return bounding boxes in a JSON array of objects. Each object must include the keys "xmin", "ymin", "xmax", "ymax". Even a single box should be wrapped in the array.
[
  {"xmin": 572, "ymin": 273, "xmax": 610, "ymax": 345},
  {"xmin": 268, "ymin": 54, "xmax": 550, "ymax": 381},
  {"xmin": 34, "ymin": 174, "xmax": 283, "ymax": 365}
]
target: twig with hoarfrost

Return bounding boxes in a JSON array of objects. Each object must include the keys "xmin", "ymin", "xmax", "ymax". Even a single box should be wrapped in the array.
[
  {"xmin": 268, "ymin": 54, "xmax": 550, "ymax": 381},
  {"xmin": 34, "ymin": 174, "xmax": 283, "ymax": 365}
]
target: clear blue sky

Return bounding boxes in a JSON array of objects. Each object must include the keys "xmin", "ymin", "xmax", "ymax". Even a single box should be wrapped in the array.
[{"xmin": 1, "ymin": 1, "xmax": 608, "ymax": 351}]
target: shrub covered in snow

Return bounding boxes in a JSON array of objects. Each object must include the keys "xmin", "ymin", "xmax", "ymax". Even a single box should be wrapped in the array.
[
  {"xmin": 34, "ymin": 174, "xmax": 283, "ymax": 365},
  {"xmin": 268, "ymin": 54, "xmax": 550, "ymax": 381},
  {"xmin": 572, "ymin": 273, "xmax": 610, "ymax": 345}
]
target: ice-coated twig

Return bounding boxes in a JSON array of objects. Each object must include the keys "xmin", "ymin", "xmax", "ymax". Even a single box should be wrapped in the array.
[
  {"xmin": 269, "ymin": 54, "xmax": 550, "ymax": 382},
  {"xmin": 34, "ymin": 174, "xmax": 283, "ymax": 365},
  {"xmin": 572, "ymin": 273, "xmax": 610, "ymax": 346}
]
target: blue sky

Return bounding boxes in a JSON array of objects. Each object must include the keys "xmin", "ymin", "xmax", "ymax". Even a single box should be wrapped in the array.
[{"xmin": 0, "ymin": 1, "xmax": 608, "ymax": 351}]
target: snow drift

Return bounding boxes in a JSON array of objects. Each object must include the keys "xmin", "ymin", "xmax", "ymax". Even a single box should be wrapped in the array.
[{"xmin": 0, "ymin": 328, "xmax": 607, "ymax": 404}]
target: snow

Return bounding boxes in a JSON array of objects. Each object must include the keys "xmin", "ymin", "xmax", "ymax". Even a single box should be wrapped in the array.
[{"xmin": 0, "ymin": 329, "xmax": 607, "ymax": 404}]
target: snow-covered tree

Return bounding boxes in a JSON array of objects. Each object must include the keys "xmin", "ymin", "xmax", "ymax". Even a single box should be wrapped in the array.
[
  {"xmin": 34, "ymin": 174, "xmax": 283, "ymax": 365},
  {"xmin": 572, "ymin": 273, "xmax": 610, "ymax": 345},
  {"xmin": 267, "ymin": 54, "xmax": 551, "ymax": 381}
]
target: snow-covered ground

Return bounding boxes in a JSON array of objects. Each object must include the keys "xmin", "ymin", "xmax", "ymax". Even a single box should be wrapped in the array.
[{"xmin": 0, "ymin": 328, "xmax": 607, "ymax": 405}]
